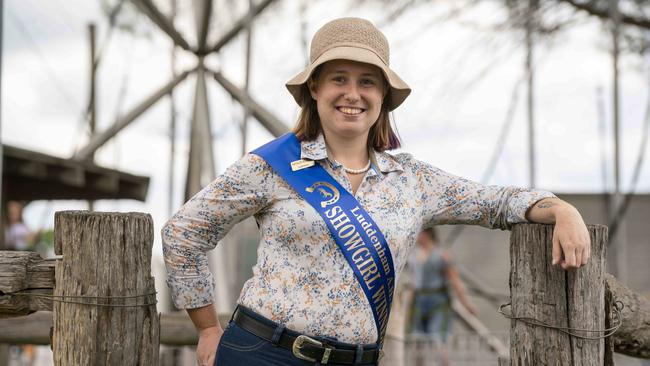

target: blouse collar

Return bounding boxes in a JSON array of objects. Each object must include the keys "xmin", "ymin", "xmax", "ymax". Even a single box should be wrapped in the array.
[{"xmin": 299, "ymin": 133, "xmax": 403, "ymax": 173}]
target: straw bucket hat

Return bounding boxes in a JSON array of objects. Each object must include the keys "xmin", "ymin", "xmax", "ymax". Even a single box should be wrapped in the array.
[{"xmin": 286, "ymin": 17, "xmax": 411, "ymax": 111}]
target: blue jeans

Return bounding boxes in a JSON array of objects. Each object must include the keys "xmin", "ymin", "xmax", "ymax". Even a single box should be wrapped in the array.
[
  {"xmin": 214, "ymin": 306, "xmax": 378, "ymax": 366},
  {"xmin": 410, "ymin": 293, "xmax": 452, "ymax": 342}
]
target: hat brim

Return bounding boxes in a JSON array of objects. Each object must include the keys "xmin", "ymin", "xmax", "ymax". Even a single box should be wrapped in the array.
[{"xmin": 286, "ymin": 46, "xmax": 411, "ymax": 111}]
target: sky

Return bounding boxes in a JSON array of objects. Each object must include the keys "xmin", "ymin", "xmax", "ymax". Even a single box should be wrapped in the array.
[{"xmin": 2, "ymin": 0, "xmax": 650, "ymax": 256}]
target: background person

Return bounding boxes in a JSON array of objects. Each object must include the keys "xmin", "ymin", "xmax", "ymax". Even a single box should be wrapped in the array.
[
  {"xmin": 407, "ymin": 227, "xmax": 477, "ymax": 366},
  {"xmin": 4, "ymin": 201, "xmax": 39, "ymax": 251}
]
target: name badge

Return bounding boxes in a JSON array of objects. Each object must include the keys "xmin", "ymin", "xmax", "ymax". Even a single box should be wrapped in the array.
[{"xmin": 291, "ymin": 159, "xmax": 315, "ymax": 171}]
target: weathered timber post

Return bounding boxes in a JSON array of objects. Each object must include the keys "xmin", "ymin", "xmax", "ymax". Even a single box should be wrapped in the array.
[
  {"xmin": 53, "ymin": 211, "xmax": 159, "ymax": 365},
  {"xmin": 509, "ymin": 224, "xmax": 607, "ymax": 365}
]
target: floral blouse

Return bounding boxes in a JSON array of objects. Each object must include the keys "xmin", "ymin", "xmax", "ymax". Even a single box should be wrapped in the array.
[{"xmin": 162, "ymin": 133, "xmax": 555, "ymax": 344}]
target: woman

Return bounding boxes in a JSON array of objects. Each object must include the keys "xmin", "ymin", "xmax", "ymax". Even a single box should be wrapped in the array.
[{"xmin": 162, "ymin": 17, "xmax": 590, "ymax": 366}]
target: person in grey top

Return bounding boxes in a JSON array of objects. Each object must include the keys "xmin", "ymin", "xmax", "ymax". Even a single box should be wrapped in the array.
[{"xmin": 407, "ymin": 227, "xmax": 477, "ymax": 366}]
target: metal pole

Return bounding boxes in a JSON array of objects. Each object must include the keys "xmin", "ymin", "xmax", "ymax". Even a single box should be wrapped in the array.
[
  {"xmin": 242, "ymin": 0, "xmax": 253, "ymax": 156},
  {"xmin": 166, "ymin": 2, "xmax": 179, "ymax": 363},
  {"xmin": 185, "ymin": 61, "xmax": 216, "ymax": 200},
  {"xmin": 88, "ymin": 23, "xmax": 97, "ymax": 211},
  {"xmin": 131, "ymin": 0, "xmax": 192, "ymax": 51},
  {"xmin": 193, "ymin": 0, "xmax": 212, "ymax": 54},
  {"xmin": 0, "ymin": 0, "xmax": 5, "ymax": 251},
  {"xmin": 89, "ymin": 24, "xmax": 97, "ymax": 143},
  {"xmin": 596, "ymin": 86, "xmax": 611, "ymax": 225},
  {"xmin": 610, "ymin": 0, "xmax": 627, "ymax": 281},
  {"xmin": 612, "ymin": 0, "xmax": 621, "ymax": 200},
  {"xmin": 210, "ymin": 70, "xmax": 289, "ymax": 137},
  {"xmin": 73, "ymin": 69, "xmax": 193, "ymax": 160},
  {"xmin": 169, "ymin": 0, "xmax": 177, "ymax": 216},
  {"xmin": 525, "ymin": 0, "xmax": 537, "ymax": 188},
  {"xmin": 299, "ymin": 0, "xmax": 309, "ymax": 67},
  {"xmin": 208, "ymin": 0, "xmax": 277, "ymax": 54}
]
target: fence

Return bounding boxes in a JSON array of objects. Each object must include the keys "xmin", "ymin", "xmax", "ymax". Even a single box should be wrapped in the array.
[{"xmin": 1, "ymin": 213, "xmax": 649, "ymax": 365}]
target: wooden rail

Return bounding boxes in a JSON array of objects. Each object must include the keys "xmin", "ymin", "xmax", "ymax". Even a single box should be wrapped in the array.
[
  {"xmin": 0, "ymin": 251, "xmax": 55, "ymax": 317},
  {"xmin": 0, "ymin": 311, "xmax": 233, "ymax": 346}
]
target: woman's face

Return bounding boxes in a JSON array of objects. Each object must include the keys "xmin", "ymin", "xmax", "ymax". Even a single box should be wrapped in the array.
[
  {"xmin": 309, "ymin": 59, "xmax": 386, "ymax": 141},
  {"xmin": 416, "ymin": 232, "xmax": 437, "ymax": 248}
]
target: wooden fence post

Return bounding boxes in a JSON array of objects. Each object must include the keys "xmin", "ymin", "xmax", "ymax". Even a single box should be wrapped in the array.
[
  {"xmin": 52, "ymin": 211, "xmax": 159, "ymax": 365},
  {"xmin": 508, "ymin": 224, "xmax": 607, "ymax": 365}
]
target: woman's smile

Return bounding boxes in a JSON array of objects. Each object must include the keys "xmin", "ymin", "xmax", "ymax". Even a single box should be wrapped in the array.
[{"xmin": 336, "ymin": 106, "xmax": 365, "ymax": 115}]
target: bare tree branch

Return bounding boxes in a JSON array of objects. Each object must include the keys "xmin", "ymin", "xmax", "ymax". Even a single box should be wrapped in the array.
[{"xmin": 559, "ymin": 0, "xmax": 650, "ymax": 29}]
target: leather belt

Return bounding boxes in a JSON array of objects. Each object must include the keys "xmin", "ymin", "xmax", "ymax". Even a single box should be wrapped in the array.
[
  {"xmin": 232, "ymin": 307, "xmax": 380, "ymax": 364},
  {"xmin": 415, "ymin": 287, "xmax": 448, "ymax": 294}
]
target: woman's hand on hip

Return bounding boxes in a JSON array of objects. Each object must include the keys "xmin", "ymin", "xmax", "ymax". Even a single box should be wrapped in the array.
[{"xmin": 196, "ymin": 325, "xmax": 224, "ymax": 366}]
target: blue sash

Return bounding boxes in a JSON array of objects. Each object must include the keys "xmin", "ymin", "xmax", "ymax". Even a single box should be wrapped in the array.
[{"xmin": 252, "ymin": 133, "xmax": 396, "ymax": 345}]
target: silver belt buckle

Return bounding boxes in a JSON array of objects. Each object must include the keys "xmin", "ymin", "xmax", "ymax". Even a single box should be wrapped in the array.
[{"xmin": 292, "ymin": 334, "xmax": 332, "ymax": 364}]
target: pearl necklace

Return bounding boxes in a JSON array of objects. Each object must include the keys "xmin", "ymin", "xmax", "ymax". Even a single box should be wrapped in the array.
[{"xmin": 337, "ymin": 160, "xmax": 371, "ymax": 174}]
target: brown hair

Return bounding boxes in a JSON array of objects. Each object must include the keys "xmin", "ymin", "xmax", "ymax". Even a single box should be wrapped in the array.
[
  {"xmin": 420, "ymin": 227, "xmax": 439, "ymax": 243},
  {"xmin": 292, "ymin": 66, "xmax": 401, "ymax": 152}
]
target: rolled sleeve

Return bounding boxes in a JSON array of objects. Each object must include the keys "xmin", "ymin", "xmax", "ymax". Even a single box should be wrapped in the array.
[
  {"xmin": 161, "ymin": 153, "xmax": 272, "ymax": 309},
  {"xmin": 413, "ymin": 159, "xmax": 556, "ymax": 230},
  {"xmin": 506, "ymin": 189, "xmax": 556, "ymax": 225}
]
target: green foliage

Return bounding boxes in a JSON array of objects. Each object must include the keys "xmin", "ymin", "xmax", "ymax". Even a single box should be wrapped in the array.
[{"xmin": 38, "ymin": 229, "xmax": 54, "ymax": 248}]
